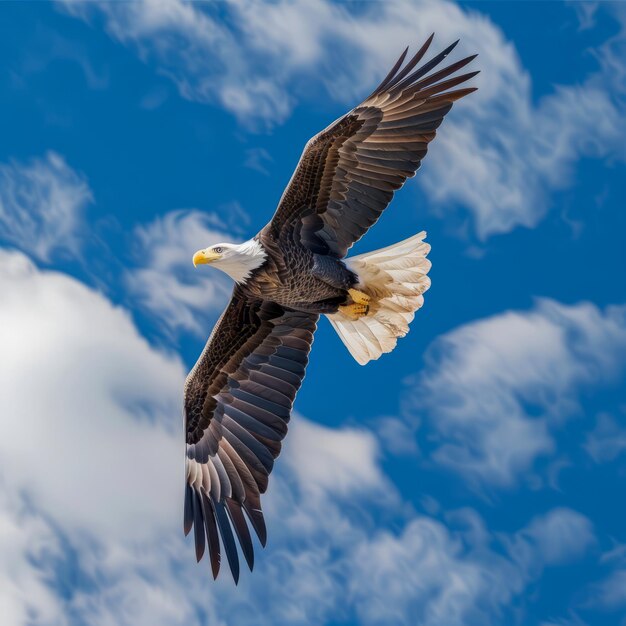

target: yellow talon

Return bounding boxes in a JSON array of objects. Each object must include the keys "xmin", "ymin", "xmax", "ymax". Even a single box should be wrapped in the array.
[
  {"xmin": 338, "ymin": 303, "xmax": 370, "ymax": 320},
  {"xmin": 348, "ymin": 288, "xmax": 371, "ymax": 306}
]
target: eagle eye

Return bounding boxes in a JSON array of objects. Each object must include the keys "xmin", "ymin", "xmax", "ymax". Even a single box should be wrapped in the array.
[{"xmin": 214, "ymin": 247, "xmax": 223, "ymax": 254}]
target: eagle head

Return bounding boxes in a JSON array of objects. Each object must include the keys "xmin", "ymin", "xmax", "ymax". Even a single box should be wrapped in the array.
[
  {"xmin": 192, "ymin": 243, "xmax": 233, "ymax": 267},
  {"xmin": 192, "ymin": 240, "xmax": 266, "ymax": 284}
]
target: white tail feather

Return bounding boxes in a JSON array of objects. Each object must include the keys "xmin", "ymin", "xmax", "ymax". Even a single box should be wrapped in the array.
[{"xmin": 326, "ymin": 231, "xmax": 431, "ymax": 365}]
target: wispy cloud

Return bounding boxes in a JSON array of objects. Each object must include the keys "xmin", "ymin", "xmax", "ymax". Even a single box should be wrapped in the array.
[
  {"xmin": 424, "ymin": 78, "xmax": 625, "ymax": 238},
  {"xmin": 125, "ymin": 209, "xmax": 238, "ymax": 337},
  {"xmin": 571, "ymin": 1, "xmax": 600, "ymax": 32},
  {"xmin": 19, "ymin": 25, "xmax": 109, "ymax": 90},
  {"xmin": 60, "ymin": 0, "xmax": 294, "ymax": 129},
  {"xmin": 0, "ymin": 152, "xmax": 93, "ymax": 262},
  {"xmin": 584, "ymin": 412, "xmax": 626, "ymax": 463},
  {"xmin": 348, "ymin": 507, "xmax": 594, "ymax": 626},
  {"xmin": 243, "ymin": 147, "xmax": 273, "ymax": 176},
  {"xmin": 590, "ymin": 2, "xmax": 626, "ymax": 96},
  {"xmin": 61, "ymin": 0, "xmax": 626, "ymax": 239},
  {"xmin": 507, "ymin": 508, "xmax": 596, "ymax": 570},
  {"xmin": 402, "ymin": 299, "xmax": 626, "ymax": 488},
  {"xmin": 590, "ymin": 569, "xmax": 626, "ymax": 611},
  {"xmin": 586, "ymin": 542, "xmax": 626, "ymax": 614},
  {"xmin": 0, "ymin": 485, "xmax": 64, "ymax": 626}
]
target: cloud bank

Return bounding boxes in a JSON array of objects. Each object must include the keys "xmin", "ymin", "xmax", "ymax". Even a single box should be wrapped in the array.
[
  {"xmin": 0, "ymin": 250, "xmax": 599, "ymax": 625},
  {"xmin": 404, "ymin": 299, "xmax": 626, "ymax": 487}
]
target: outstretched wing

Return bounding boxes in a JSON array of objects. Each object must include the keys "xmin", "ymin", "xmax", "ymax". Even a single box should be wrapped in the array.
[
  {"xmin": 184, "ymin": 286, "xmax": 317, "ymax": 582},
  {"xmin": 263, "ymin": 35, "xmax": 478, "ymax": 258}
]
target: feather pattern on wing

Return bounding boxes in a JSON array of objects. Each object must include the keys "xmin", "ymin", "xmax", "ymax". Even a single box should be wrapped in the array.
[
  {"xmin": 184, "ymin": 287, "xmax": 317, "ymax": 582},
  {"xmin": 263, "ymin": 35, "xmax": 478, "ymax": 258}
]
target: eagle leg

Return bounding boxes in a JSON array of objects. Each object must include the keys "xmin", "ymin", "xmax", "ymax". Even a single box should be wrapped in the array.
[
  {"xmin": 348, "ymin": 288, "xmax": 371, "ymax": 306},
  {"xmin": 338, "ymin": 303, "xmax": 370, "ymax": 319}
]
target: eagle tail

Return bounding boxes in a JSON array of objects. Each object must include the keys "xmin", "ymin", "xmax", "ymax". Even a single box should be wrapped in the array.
[{"xmin": 326, "ymin": 231, "xmax": 431, "ymax": 365}]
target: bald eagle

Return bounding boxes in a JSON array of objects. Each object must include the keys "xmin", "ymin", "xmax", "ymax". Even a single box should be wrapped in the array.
[{"xmin": 184, "ymin": 35, "xmax": 477, "ymax": 581}]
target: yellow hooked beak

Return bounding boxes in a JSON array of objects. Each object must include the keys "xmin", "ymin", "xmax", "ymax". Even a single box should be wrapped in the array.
[{"xmin": 193, "ymin": 249, "xmax": 221, "ymax": 267}]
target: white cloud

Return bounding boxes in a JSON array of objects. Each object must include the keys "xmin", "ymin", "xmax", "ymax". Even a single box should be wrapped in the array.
[
  {"xmin": 19, "ymin": 27, "xmax": 109, "ymax": 91},
  {"xmin": 125, "ymin": 209, "xmax": 238, "ymax": 337},
  {"xmin": 61, "ymin": 0, "xmax": 626, "ymax": 238},
  {"xmin": 590, "ymin": 569, "xmax": 626, "ymax": 610},
  {"xmin": 0, "ymin": 249, "xmax": 184, "ymax": 540},
  {"xmin": 506, "ymin": 508, "xmax": 596, "ymax": 572},
  {"xmin": 0, "ymin": 152, "xmax": 93, "ymax": 262},
  {"xmin": 584, "ymin": 412, "xmax": 626, "ymax": 463},
  {"xmin": 0, "ymin": 486, "xmax": 64, "ymax": 626},
  {"xmin": 423, "ymin": 79, "xmax": 624, "ymax": 238},
  {"xmin": 404, "ymin": 299, "xmax": 626, "ymax": 488},
  {"xmin": 243, "ymin": 147, "xmax": 273, "ymax": 176},
  {"xmin": 60, "ymin": 0, "xmax": 294, "ymax": 129},
  {"xmin": 571, "ymin": 1, "xmax": 600, "ymax": 31},
  {"xmin": 284, "ymin": 418, "xmax": 390, "ymax": 499},
  {"xmin": 349, "ymin": 516, "xmax": 501, "ymax": 626},
  {"xmin": 583, "ymin": 541, "xmax": 626, "ymax": 614},
  {"xmin": 591, "ymin": 2, "xmax": 626, "ymax": 96},
  {"xmin": 0, "ymin": 249, "xmax": 186, "ymax": 624},
  {"xmin": 348, "ymin": 507, "xmax": 594, "ymax": 626},
  {"xmin": 540, "ymin": 617, "xmax": 589, "ymax": 626},
  {"xmin": 375, "ymin": 415, "xmax": 420, "ymax": 456}
]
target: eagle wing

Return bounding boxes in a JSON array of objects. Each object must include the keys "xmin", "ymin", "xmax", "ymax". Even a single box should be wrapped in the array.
[
  {"xmin": 263, "ymin": 35, "xmax": 478, "ymax": 258},
  {"xmin": 184, "ymin": 286, "xmax": 317, "ymax": 582}
]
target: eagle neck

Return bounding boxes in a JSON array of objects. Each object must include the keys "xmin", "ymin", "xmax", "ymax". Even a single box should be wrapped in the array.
[{"xmin": 222, "ymin": 239, "xmax": 267, "ymax": 284}]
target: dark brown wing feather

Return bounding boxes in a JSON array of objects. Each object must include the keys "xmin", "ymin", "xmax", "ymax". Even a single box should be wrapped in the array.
[
  {"xmin": 263, "ymin": 35, "xmax": 478, "ymax": 258},
  {"xmin": 184, "ymin": 286, "xmax": 317, "ymax": 582}
]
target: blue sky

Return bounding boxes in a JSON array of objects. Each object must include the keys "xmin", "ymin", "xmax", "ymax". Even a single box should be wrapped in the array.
[{"xmin": 0, "ymin": 1, "xmax": 625, "ymax": 625}]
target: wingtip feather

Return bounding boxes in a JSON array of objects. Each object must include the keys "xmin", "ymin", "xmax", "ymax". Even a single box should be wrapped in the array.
[
  {"xmin": 184, "ymin": 483, "xmax": 194, "ymax": 536},
  {"xmin": 226, "ymin": 498, "xmax": 255, "ymax": 572},
  {"xmin": 214, "ymin": 500, "xmax": 241, "ymax": 584},
  {"xmin": 192, "ymin": 490, "xmax": 206, "ymax": 562}
]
